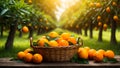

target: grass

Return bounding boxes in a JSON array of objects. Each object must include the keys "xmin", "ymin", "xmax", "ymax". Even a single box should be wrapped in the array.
[{"xmin": 0, "ymin": 28, "xmax": 120, "ymax": 58}]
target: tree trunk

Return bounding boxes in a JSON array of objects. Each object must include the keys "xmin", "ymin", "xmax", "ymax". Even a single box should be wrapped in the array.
[
  {"xmin": 0, "ymin": 26, "xmax": 3, "ymax": 37},
  {"xmin": 28, "ymin": 26, "xmax": 33, "ymax": 38},
  {"xmin": 89, "ymin": 22, "xmax": 93, "ymax": 38},
  {"xmin": 98, "ymin": 25, "xmax": 103, "ymax": 42},
  {"xmin": 37, "ymin": 27, "xmax": 41, "ymax": 35},
  {"xmin": 79, "ymin": 28, "xmax": 82, "ymax": 35},
  {"xmin": 5, "ymin": 24, "xmax": 17, "ymax": 50},
  {"xmin": 84, "ymin": 27, "xmax": 88, "ymax": 36},
  {"xmin": 110, "ymin": 19, "xmax": 117, "ymax": 44}
]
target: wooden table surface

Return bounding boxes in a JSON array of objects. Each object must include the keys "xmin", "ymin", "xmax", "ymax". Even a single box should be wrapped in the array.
[{"xmin": 0, "ymin": 56, "xmax": 120, "ymax": 68}]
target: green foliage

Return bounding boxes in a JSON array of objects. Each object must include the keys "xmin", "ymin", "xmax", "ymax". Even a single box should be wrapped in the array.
[{"xmin": 71, "ymin": 54, "xmax": 89, "ymax": 64}]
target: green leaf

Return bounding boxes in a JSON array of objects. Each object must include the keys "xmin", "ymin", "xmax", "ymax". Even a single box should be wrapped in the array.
[
  {"xmin": 108, "ymin": 58, "xmax": 118, "ymax": 63},
  {"xmin": 33, "ymin": 42, "xmax": 38, "ymax": 46},
  {"xmin": 102, "ymin": 57, "xmax": 108, "ymax": 63},
  {"xmin": 44, "ymin": 42, "xmax": 49, "ymax": 47},
  {"xmin": 17, "ymin": 25, "xmax": 22, "ymax": 30},
  {"xmin": 0, "ymin": 8, "xmax": 9, "ymax": 16}
]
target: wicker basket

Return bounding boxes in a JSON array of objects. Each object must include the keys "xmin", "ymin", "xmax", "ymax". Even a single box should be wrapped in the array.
[{"xmin": 30, "ymin": 37, "xmax": 82, "ymax": 62}]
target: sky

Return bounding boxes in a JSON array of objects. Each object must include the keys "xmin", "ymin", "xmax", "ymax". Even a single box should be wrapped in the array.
[{"xmin": 55, "ymin": 0, "xmax": 79, "ymax": 21}]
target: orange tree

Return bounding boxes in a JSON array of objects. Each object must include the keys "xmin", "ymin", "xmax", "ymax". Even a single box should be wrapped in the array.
[{"xmin": 0, "ymin": 0, "xmax": 43, "ymax": 50}]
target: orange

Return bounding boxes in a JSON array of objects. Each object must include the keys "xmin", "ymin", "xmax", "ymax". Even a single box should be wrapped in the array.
[
  {"xmin": 103, "ymin": 24, "xmax": 107, "ymax": 31},
  {"xmin": 97, "ymin": 49, "xmax": 105, "ymax": 56},
  {"xmin": 58, "ymin": 39, "xmax": 69, "ymax": 46},
  {"xmin": 97, "ymin": 16, "xmax": 101, "ymax": 21},
  {"xmin": 106, "ymin": 7, "xmax": 110, "ymax": 13},
  {"xmin": 49, "ymin": 32, "xmax": 59, "ymax": 38},
  {"xmin": 98, "ymin": 22, "xmax": 102, "ymax": 26},
  {"xmin": 37, "ymin": 38, "xmax": 49, "ymax": 47},
  {"xmin": 28, "ymin": 0, "xmax": 32, "ymax": 3},
  {"xmin": 33, "ymin": 54, "xmax": 43, "ymax": 63},
  {"xmin": 89, "ymin": 2, "xmax": 94, "ymax": 7},
  {"xmin": 49, "ymin": 40, "xmax": 58, "ymax": 47},
  {"xmin": 22, "ymin": 26, "xmax": 29, "ymax": 33},
  {"xmin": 112, "ymin": 2, "xmax": 117, "ymax": 6},
  {"xmin": 78, "ymin": 47, "xmax": 84, "ymax": 53},
  {"xmin": 76, "ymin": 25, "xmax": 79, "ymax": 29},
  {"xmin": 24, "ymin": 53, "xmax": 33, "ymax": 63},
  {"xmin": 94, "ymin": 51, "xmax": 104, "ymax": 62},
  {"xmin": 113, "ymin": 15, "xmax": 119, "ymax": 21},
  {"xmin": 61, "ymin": 33, "xmax": 70, "ymax": 40},
  {"xmin": 24, "ymin": 48, "xmax": 32, "ymax": 54},
  {"xmin": 67, "ymin": 37, "xmax": 77, "ymax": 45},
  {"xmin": 17, "ymin": 51, "xmax": 26, "ymax": 60},
  {"xmin": 94, "ymin": 27, "xmax": 98, "ymax": 31},
  {"xmin": 56, "ymin": 37, "xmax": 64, "ymax": 43},
  {"xmin": 84, "ymin": 47, "xmax": 90, "ymax": 52},
  {"xmin": 96, "ymin": 3, "xmax": 101, "ymax": 8},
  {"xmin": 88, "ymin": 49, "xmax": 96, "ymax": 60},
  {"xmin": 104, "ymin": 50, "xmax": 115, "ymax": 59},
  {"xmin": 78, "ymin": 48, "xmax": 88, "ymax": 59}
]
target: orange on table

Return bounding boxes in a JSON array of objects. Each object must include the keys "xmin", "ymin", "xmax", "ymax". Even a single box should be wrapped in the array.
[
  {"xmin": 33, "ymin": 54, "xmax": 43, "ymax": 63},
  {"xmin": 17, "ymin": 51, "xmax": 26, "ymax": 60},
  {"xmin": 84, "ymin": 47, "xmax": 90, "ymax": 52},
  {"xmin": 49, "ymin": 31, "xmax": 59, "ymax": 38},
  {"xmin": 93, "ymin": 51, "xmax": 104, "ymax": 62},
  {"xmin": 97, "ymin": 49, "xmax": 105, "ymax": 56},
  {"xmin": 88, "ymin": 49, "xmax": 96, "ymax": 60},
  {"xmin": 24, "ymin": 48, "xmax": 32, "ymax": 54},
  {"xmin": 22, "ymin": 26, "xmax": 29, "ymax": 33},
  {"xmin": 58, "ymin": 39, "xmax": 69, "ymax": 46},
  {"xmin": 24, "ymin": 53, "xmax": 33, "ymax": 63},
  {"xmin": 104, "ymin": 50, "xmax": 115, "ymax": 59},
  {"xmin": 61, "ymin": 33, "xmax": 70, "ymax": 40},
  {"xmin": 49, "ymin": 40, "xmax": 58, "ymax": 47},
  {"xmin": 67, "ymin": 37, "xmax": 77, "ymax": 45},
  {"xmin": 78, "ymin": 48, "xmax": 88, "ymax": 59},
  {"xmin": 37, "ymin": 38, "xmax": 49, "ymax": 47}
]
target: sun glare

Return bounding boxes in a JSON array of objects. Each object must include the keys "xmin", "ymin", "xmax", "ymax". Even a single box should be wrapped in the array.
[{"xmin": 55, "ymin": 0, "xmax": 79, "ymax": 21}]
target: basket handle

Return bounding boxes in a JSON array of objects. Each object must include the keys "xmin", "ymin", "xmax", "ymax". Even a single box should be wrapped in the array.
[
  {"xmin": 77, "ymin": 37, "xmax": 83, "ymax": 46},
  {"xmin": 30, "ymin": 37, "xmax": 33, "ymax": 47}
]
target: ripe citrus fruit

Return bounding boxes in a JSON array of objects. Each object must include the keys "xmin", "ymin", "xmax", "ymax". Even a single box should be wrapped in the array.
[
  {"xmin": 17, "ymin": 51, "xmax": 26, "ymax": 60},
  {"xmin": 84, "ymin": 47, "xmax": 90, "ymax": 52},
  {"xmin": 37, "ymin": 38, "xmax": 49, "ymax": 47},
  {"xmin": 96, "ymin": 3, "xmax": 101, "ymax": 8},
  {"xmin": 24, "ymin": 53, "xmax": 33, "ymax": 63},
  {"xmin": 58, "ymin": 39, "xmax": 69, "ymax": 46},
  {"xmin": 89, "ymin": 2, "xmax": 94, "ymax": 7},
  {"xmin": 24, "ymin": 48, "xmax": 32, "ymax": 54},
  {"xmin": 113, "ymin": 15, "xmax": 119, "ymax": 21},
  {"xmin": 94, "ymin": 51, "xmax": 104, "ymax": 62},
  {"xmin": 98, "ymin": 22, "xmax": 102, "ymax": 26},
  {"xmin": 88, "ymin": 49, "xmax": 96, "ymax": 60},
  {"xmin": 33, "ymin": 54, "xmax": 43, "ymax": 63},
  {"xmin": 112, "ymin": 2, "xmax": 117, "ymax": 6},
  {"xmin": 49, "ymin": 40, "xmax": 58, "ymax": 47},
  {"xmin": 103, "ymin": 24, "xmax": 107, "ymax": 31},
  {"xmin": 97, "ymin": 16, "xmax": 101, "ymax": 21},
  {"xmin": 56, "ymin": 37, "xmax": 64, "ymax": 43},
  {"xmin": 61, "ymin": 33, "xmax": 70, "ymax": 40},
  {"xmin": 104, "ymin": 50, "xmax": 115, "ymax": 59},
  {"xmin": 97, "ymin": 49, "xmax": 105, "ymax": 56},
  {"xmin": 67, "ymin": 37, "xmax": 77, "ymax": 45},
  {"xmin": 78, "ymin": 48, "xmax": 88, "ymax": 59},
  {"xmin": 49, "ymin": 32, "xmax": 59, "ymax": 38},
  {"xmin": 22, "ymin": 26, "xmax": 29, "ymax": 33},
  {"xmin": 106, "ymin": 7, "xmax": 110, "ymax": 13}
]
